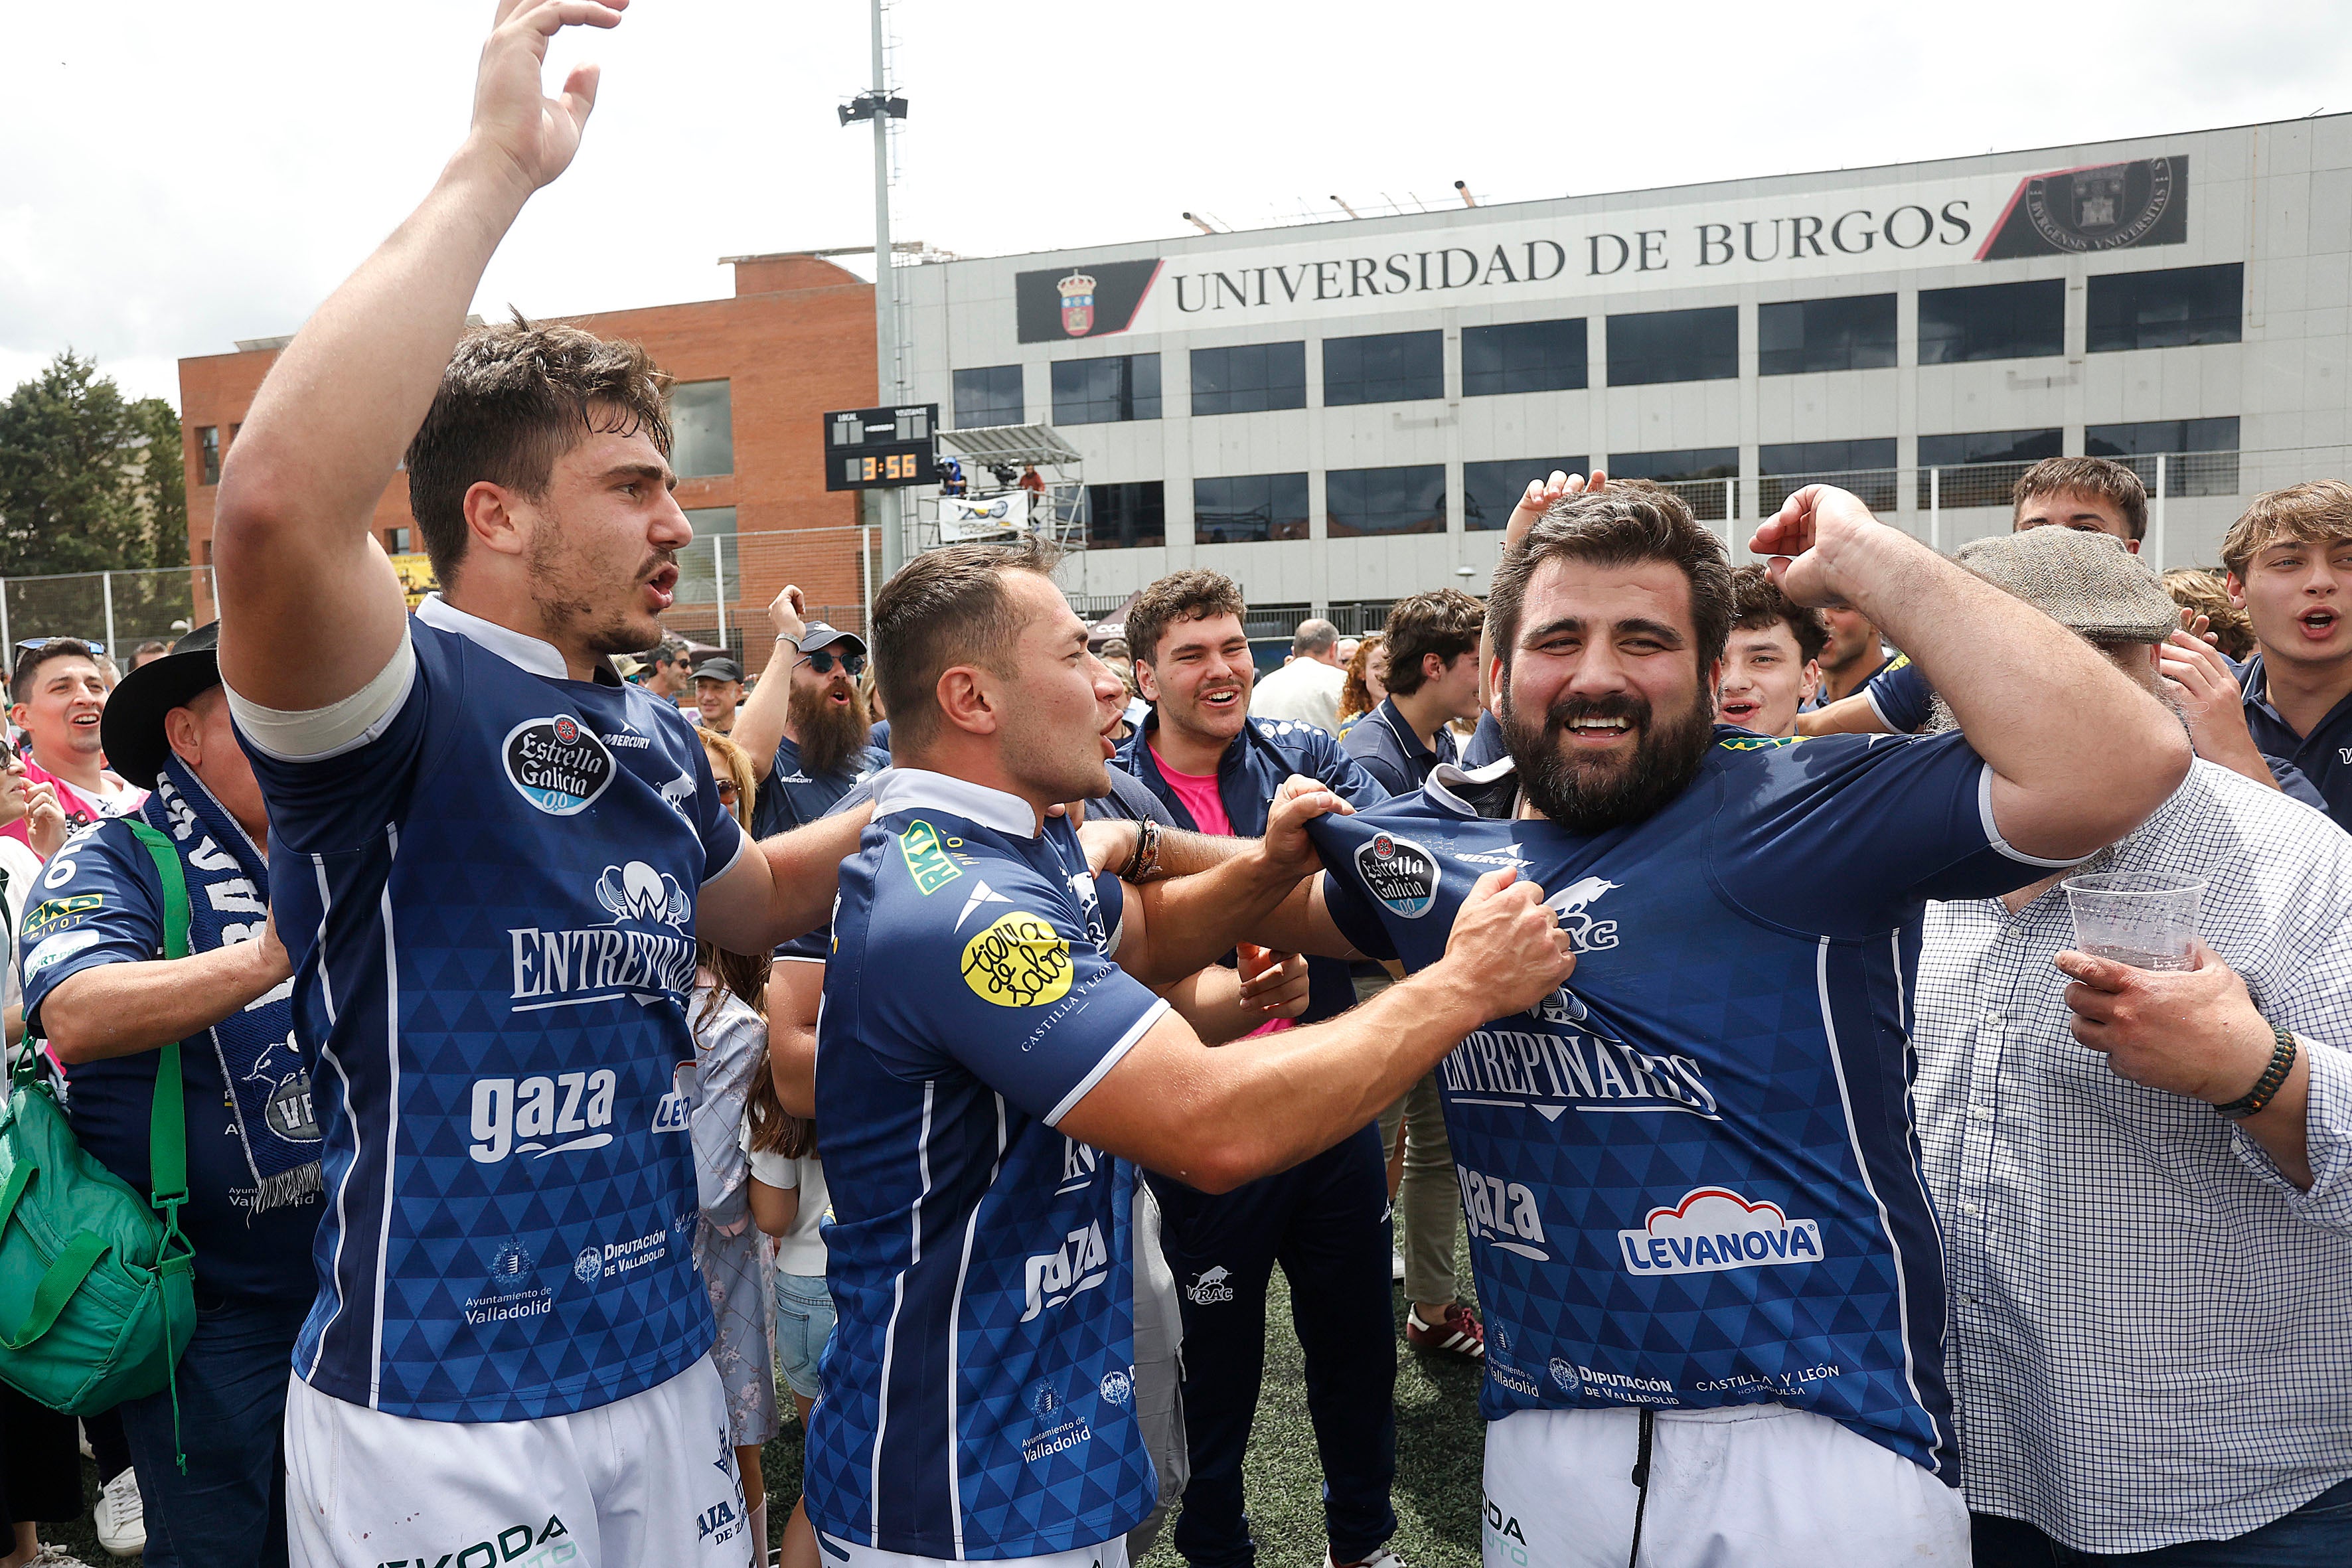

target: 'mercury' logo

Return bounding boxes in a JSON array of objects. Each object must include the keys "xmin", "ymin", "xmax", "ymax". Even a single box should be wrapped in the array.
[{"xmin": 1618, "ymin": 1188, "xmax": 1823, "ymax": 1277}]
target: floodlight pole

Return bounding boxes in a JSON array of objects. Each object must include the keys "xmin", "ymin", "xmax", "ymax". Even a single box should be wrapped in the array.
[{"xmin": 865, "ymin": 0, "xmax": 908, "ymax": 581}]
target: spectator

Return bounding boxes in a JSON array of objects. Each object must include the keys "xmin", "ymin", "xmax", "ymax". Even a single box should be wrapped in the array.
[
  {"xmin": 1913, "ymin": 524, "xmax": 2352, "ymax": 1560},
  {"xmin": 130, "ymin": 639, "xmax": 172, "ymax": 671},
  {"xmin": 1113, "ymin": 570, "xmax": 1405, "ymax": 1568},
  {"xmin": 692, "ymin": 654, "xmax": 745, "ymax": 736},
  {"xmin": 0, "ymin": 737, "xmax": 64, "ymax": 1046},
  {"xmin": 2165, "ymin": 566, "xmax": 2255, "ymax": 661},
  {"xmin": 1715, "ymin": 565, "xmax": 1826, "ymax": 738},
  {"xmin": 641, "ymin": 635, "xmax": 693, "ymax": 706},
  {"xmin": 732, "ymin": 591, "xmax": 888, "ymax": 839},
  {"xmin": 96, "ymin": 652, "xmax": 125, "ymax": 691},
  {"xmin": 5, "ymin": 637, "xmax": 145, "ymax": 846},
  {"xmin": 26, "ymin": 621, "xmax": 317, "ymax": 1568},
  {"xmin": 688, "ymin": 726, "xmax": 781, "ymax": 1561},
  {"xmin": 1337, "ymin": 635, "xmax": 1362, "ymax": 668},
  {"xmin": 1250, "ymin": 616, "xmax": 1348, "ymax": 732},
  {"xmin": 2224, "ymin": 480, "xmax": 2352, "ymax": 831},
  {"xmin": 1338, "ymin": 633, "xmax": 1387, "ymax": 734},
  {"xmin": 1806, "ymin": 607, "xmax": 1900, "ymax": 708},
  {"xmin": 1342, "ymin": 589, "xmax": 1488, "ymax": 1359}
]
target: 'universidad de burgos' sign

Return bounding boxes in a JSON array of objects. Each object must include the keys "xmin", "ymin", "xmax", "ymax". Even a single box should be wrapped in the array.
[{"xmin": 1014, "ymin": 156, "xmax": 2187, "ymax": 344}]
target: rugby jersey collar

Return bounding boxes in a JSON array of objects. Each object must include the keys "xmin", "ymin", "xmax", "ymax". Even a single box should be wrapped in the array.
[
  {"xmin": 1425, "ymin": 755, "xmax": 1520, "ymax": 819},
  {"xmin": 872, "ymin": 766, "xmax": 1039, "ymax": 838},
  {"xmin": 415, "ymin": 593, "xmax": 624, "ymax": 687}
]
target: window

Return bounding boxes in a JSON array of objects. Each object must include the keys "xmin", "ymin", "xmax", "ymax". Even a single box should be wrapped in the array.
[
  {"xmin": 669, "ymin": 380, "xmax": 734, "ymax": 477},
  {"xmin": 1758, "ymin": 294, "xmax": 1897, "ymax": 375},
  {"xmin": 672, "ymin": 507, "xmax": 738, "ymax": 605},
  {"xmin": 1759, "ymin": 439, "xmax": 1897, "ymax": 513},
  {"xmin": 1084, "ymin": 481, "xmax": 1166, "ymax": 549},
  {"xmin": 1917, "ymin": 428, "xmax": 2063, "ymax": 508},
  {"xmin": 1194, "ymin": 473, "xmax": 1309, "ymax": 543},
  {"xmin": 1322, "ymin": 331, "xmax": 1443, "ymax": 406},
  {"xmin": 196, "ymin": 426, "xmax": 220, "ymax": 486},
  {"xmin": 2087, "ymin": 264, "xmax": 2243, "ymax": 352},
  {"xmin": 1610, "ymin": 447, "xmax": 1741, "ymax": 520},
  {"xmin": 1462, "ymin": 319, "xmax": 1587, "ymax": 396},
  {"xmin": 2087, "ymin": 416, "xmax": 2241, "ymax": 497},
  {"xmin": 1463, "ymin": 457, "xmax": 1589, "ymax": 532},
  {"xmin": 1917, "ymin": 279, "xmax": 2063, "ymax": 364},
  {"xmin": 1326, "ymin": 464, "xmax": 1446, "ymax": 537},
  {"xmin": 1053, "ymin": 356, "xmax": 1161, "ymax": 424},
  {"xmin": 1192, "ymin": 343, "xmax": 1306, "ymax": 416},
  {"xmin": 952, "ymin": 365, "xmax": 1024, "ymax": 428},
  {"xmin": 1607, "ymin": 306, "xmax": 1737, "ymax": 386},
  {"xmin": 382, "ymin": 527, "xmax": 413, "ymax": 554}
]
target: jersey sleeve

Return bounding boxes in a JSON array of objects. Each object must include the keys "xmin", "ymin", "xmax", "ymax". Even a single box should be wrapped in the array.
[
  {"xmin": 1713, "ymin": 731, "xmax": 2071, "ymax": 936},
  {"xmin": 20, "ymin": 825, "xmax": 166, "ymax": 1040},
  {"xmin": 1303, "ymin": 817, "xmax": 1401, "ymax": 962},
  {"xmin": 673, "ymin": 708, "xmax": 747, "ymax": 884},
  {"xmin": 232, "ymin": 619, "xmax": 449, "ymax": 856},
  {"xmin": 866, "ymin": 857, "xmax": 1168, "ymax": 1127},
  {"xmin": 1861, "ymin": 659, "xmax": 1934, "ymax": 734}
]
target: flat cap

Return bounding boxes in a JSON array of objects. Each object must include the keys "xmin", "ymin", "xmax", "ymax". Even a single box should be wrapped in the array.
[{"xmin": 1953, "ymin": 526, "xmax": 2179, "ymax": 643}]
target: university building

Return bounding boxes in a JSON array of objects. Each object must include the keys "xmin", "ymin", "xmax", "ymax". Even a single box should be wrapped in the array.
[{"xmin": 898, "ymin": 114, "xmax": 2352, "ymax": 631}]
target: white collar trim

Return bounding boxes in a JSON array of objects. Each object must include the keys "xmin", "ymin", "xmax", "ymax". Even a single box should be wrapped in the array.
[
  {"xmin": 1424, "ymin": 754, "xmax": 1519, "ymax": 819},
  {"xmin": 416, "ymin": 593, "xmax": 617, "ymax": 684},
  {"xmin": 872, "ymin": 767, "xmax": 1040, "ymax": 838}
]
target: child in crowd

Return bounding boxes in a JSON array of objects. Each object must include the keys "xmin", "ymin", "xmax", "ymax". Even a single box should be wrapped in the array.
[
  {"xmin": 746, "ymin": 1053, "xmax": 831, "ymax": 1568},
  {"xmin": 693, "ymin": 728, "xmax": 781, "ymax": 1563}
]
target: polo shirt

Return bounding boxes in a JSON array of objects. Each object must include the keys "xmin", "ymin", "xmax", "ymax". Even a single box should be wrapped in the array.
[
  {"xmin": 2238, "ymin": 654, "xmax": 2352, "ymax": 832},
  {"xmin": 1341, "ymin": 696, "xmax": 1462, "ymax": 797}
]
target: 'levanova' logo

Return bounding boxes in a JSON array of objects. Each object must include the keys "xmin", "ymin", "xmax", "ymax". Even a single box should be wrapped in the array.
[
  {"xmin": 1356, "ymin": 831, "xmax": 1439, "ymax": 918},
  {"xmin": 503, "ymin": 714, "xmax": 616, "ymax": 816},
  {"xmin": 1618, "ymin": 1187, "xmax": 1824, "ymax": 1277}
]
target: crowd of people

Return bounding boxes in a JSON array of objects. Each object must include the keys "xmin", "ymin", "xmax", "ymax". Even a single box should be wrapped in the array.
[{"xmin": 6, "ymin": 9, "xmax": 2352, "ymax": 1568}]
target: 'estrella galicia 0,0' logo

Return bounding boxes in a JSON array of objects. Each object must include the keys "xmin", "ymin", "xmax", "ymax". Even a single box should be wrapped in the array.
[
  {"xmin": 1356, "ymin": 832, "xmax": 1439, "ymax": 919},
  {"xmin": 503, "ymin": 715, "xmax": 616, "ymax": 817}
]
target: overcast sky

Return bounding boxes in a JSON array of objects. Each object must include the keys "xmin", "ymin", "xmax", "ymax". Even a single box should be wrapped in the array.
[{"xmin": 6, "ymin": 0, "xmax": 2347, "ymax": 409}]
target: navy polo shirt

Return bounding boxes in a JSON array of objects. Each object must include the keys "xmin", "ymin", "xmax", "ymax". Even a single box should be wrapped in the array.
[
  {"xmin": 1341, "ymin": 696, "xmax": 1462, "ymax": 797},
  {"xmin": 2238, "ymin": 655, "xmax": 2352, "ymax": 831}
]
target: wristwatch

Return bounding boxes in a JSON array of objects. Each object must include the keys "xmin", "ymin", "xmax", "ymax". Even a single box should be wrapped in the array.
[{"xmin": 2217, "ymin": 1023, "xmax": 2298, "ymax": 1121}]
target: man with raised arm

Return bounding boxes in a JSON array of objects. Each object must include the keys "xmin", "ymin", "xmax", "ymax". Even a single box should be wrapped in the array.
[
  {"xmin": 807, "ymin": 539, "xmax": 1572, "ymax": 1568},
  {"xmin": 210, "ymin": 6, "xmax": 872, "ymax": 1564},
  {"xmin": 1240, "ymin": 481, "xmax": 2190, "ymax": 1564}
]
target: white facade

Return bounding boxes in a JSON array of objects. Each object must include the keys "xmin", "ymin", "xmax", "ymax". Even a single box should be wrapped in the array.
[{"xmin": 898, "ymin": 115, "xmax": 2352, "ymax": 613}]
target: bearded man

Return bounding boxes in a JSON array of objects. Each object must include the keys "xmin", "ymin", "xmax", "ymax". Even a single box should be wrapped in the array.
[{"xmin": 736, "ymin": 588, "xmax": 889, "ymax": 838}]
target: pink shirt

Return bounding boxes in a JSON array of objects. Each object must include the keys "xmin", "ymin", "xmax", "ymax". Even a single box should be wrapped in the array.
[
  {"xmin": 1148, "ymin": 744, "xmax": 1289, "ymax": 1036},
  {"xmin": 0, "ymin": 757, "xmax": 142, "ymax": 848}
]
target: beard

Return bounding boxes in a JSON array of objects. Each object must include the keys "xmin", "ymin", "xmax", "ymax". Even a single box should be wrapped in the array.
[
  {"xmin": 789, "ymin": 677, "xmax": 873, "ymax": 776},
  {"xmin": 1498, "ymin": 682, "xmax": 1715, "ymax": 834},
  {"xmin": 526, "ymin": 510, "xmax": 673, "ymax": 658}
]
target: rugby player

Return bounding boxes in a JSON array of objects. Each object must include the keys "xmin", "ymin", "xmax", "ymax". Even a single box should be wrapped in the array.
[
  {"xmin": 1237, "ymin": 481, "xmax": 2191, "ymax": 1563},
  {"xmin": 808, "ymin": 540, "xmax": 1573, "ymax": 1568},
  {"xmin": 211, "ymin": 5, "xmax": 878, "ymax": 1563}
]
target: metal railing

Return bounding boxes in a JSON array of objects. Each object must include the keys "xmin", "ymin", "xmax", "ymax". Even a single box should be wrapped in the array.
[{"xmin": 1763, "ymin": 467, "xmax": 1900, "ymax": 516}]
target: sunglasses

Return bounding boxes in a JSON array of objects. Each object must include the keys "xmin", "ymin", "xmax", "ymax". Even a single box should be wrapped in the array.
[
  {"xmin": 15, "ymin": 639, "xmax": 104, "ymax": 656},
  {"xmin": 714, "ymin": 779, "xmax": 740, "ymax": 803},
  {"xmin": 802, "ymin": 649, "xmax": 866, "ymax": 678}
]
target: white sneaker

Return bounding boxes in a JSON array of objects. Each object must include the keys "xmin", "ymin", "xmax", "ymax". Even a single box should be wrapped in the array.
[
  {"xmin": 93, "ymin": 1466, "xmax": 145, "ymax": 1558},
  {"xmin": 1328, "ymin": 1548, "xmax": 1405, "ymax": 1568}
]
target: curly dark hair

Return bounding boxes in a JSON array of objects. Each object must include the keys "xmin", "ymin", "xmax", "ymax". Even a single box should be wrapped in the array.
[
  {"xmin": 1125, "ymin": 569, "xmax": 1247, "ymax": 666},
  {"xmin": 1727, "ymin": 564, "xmax": 1828, "ymax": 664},
  {"xmin": 1486, "ymin": 482, "xmax": 1734, "ymax": 675}
]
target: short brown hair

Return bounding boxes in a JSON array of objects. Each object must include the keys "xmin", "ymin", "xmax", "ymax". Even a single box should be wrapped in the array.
[
  {"xmin": 1381, "ymin": 589, "xmax": 1484, "ymax": 696},
  {"xmin": 11, "ymin": 638, "xmax": 100, "ymax": 707},
  {"xmin": 1486, "ymin": 483, "xmax": 1733, "ymax": 674},
  {"xmin": 872, "ymin": 538, "xmax": 1061, "ymax": 751},
  {"xmin": 404, "ymin": 315, "xmax": 674, "ymax": 590},
  {"xmin": 1125, "ymin": 570, "xmax": 1247, "ymax": 665},
  {"xmin": 2221, "ymin": 480, "xmax": 2352, "ymax": 580},
  {"xmin": 1727, "ymin": 565, "xmax": 1828, "ymax": 664},
  {"xmin": 2012, "ymin": 457, "xmax": 2147, "ymax": 543},
  {"xmin": 2161, "ymin": 568, "xmax": 2250, "ymax": 660}
]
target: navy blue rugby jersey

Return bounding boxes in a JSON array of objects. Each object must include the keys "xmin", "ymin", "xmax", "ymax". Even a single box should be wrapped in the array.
[
  {"xmin": 805, "ymin": 768, "xmax": 1166, "ymax": 1560},
  {"xmin": 1860, "ymin": 655, "xmax": 1930, "ymax": 733},
  {"xmin": 1308, "ymin": 728, "xmax": 2069, "ymax": 1482},
  {"xmin": 239, "ymin": 595, "xmax": 746, "ymax": 1421}
]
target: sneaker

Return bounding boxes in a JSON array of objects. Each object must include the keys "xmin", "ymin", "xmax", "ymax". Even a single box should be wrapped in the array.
[
  {"xmin": 1328, "ymin": 1547, "xmax": 1406, "ymax": 1568},
  {"xmin": 1404, "ymin": 1301, "xmax": 1485, "ymax": 1360},
  {"xmin": 1391, "ymin": 1251, "xmax": 1407, "ymax": 1283},
  {"xmin": 93, "ymin": 1466, "xmax": 144, "ymax": 1558}
]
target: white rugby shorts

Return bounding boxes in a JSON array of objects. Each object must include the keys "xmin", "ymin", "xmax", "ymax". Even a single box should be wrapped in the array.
[
  {"xmin": 815, "ymin": 1535, "xmax": 1129, "ymax": 1568},
  {"xmin": 1480, "ymin": 1402, "xmax": 1968, "ymax": 1567},
  {"xmin": 285, "ymin": 1358, "xmax": 750, "ymax": 1568}
]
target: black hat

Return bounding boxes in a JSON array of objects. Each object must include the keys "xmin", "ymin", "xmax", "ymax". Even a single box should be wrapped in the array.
[
  {"xmin": 100, "ymin": 621, "xmax": 221, "ymax": 789},
  {"xmin": 692, "ymin": 657, "xmax": 745, "ymax": 684}
]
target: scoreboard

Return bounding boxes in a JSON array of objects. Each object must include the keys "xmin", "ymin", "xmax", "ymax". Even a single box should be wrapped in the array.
[{"xmin": 823, "ymin": 404, "xmax": 940, "ymax": 491}]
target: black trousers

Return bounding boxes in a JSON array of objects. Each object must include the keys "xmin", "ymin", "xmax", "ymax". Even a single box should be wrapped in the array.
[{"xmin": 1148, "ymin": 1123, "xmax": 1397, "ymax": 1568}]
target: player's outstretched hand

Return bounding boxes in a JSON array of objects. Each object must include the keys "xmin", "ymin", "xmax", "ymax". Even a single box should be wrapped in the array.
[
  {"xmin": 1748, "ymin": 483, "xmax": 1882, "ymax": 610},
  {"xmin": 1440, "ymin": 868, "xmax": 1574, "ymax": 1015},
  {"xmin": 469, "ymin": 0, "xmax": 627, "ymax": 195},
  {"xmin": 1258, "ymin": 774, "xmax": 1352, "ymax": 881}
]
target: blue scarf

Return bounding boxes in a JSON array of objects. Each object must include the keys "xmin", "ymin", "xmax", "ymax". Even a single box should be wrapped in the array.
[{"xmin": 141, "ymin": 755, "xmax": 321, "ymax": 1212}]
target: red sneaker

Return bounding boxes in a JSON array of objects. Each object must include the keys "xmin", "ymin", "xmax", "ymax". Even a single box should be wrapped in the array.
[{"xmin": 1404, "ymin": 1302, "xmax": 1485, "ymax": 1359}]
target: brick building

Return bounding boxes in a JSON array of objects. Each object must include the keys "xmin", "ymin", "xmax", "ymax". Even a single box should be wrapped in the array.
[{"xmin": 178, "ymin": 252, "xmax": 880, "ymax": 648}]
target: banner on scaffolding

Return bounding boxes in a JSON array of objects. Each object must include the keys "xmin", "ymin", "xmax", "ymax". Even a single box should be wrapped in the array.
[{"xmin": 938, "ymin": 490, "xmax": 1031, "ymax": 541}]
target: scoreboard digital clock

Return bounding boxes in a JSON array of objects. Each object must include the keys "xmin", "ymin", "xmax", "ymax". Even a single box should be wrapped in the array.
[{"xmin": 823, "ymin": 403, "xmax": 940, "ymax": 492}]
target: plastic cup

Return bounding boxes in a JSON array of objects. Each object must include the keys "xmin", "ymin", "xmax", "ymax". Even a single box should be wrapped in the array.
[{"xmin": 2061, "ymin": 871, "xmax": 2205, "ymax": 971}]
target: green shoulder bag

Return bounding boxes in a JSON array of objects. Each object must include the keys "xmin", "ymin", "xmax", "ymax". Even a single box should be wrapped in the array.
[{"xmin": 0, "ymin": 819, "xmax": 196, "ymax": 1419}]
